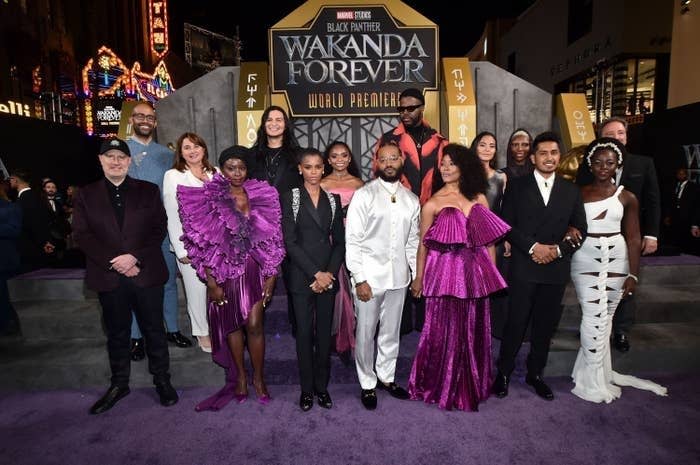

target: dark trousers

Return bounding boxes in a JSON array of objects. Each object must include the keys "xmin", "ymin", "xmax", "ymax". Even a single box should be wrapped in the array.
[
  {"xmin": 98, "ymin": 277, "xmax": 170, "ymax": 388},
  {"xmin": 291, "ymin": 290, "xmax": 334, "ymax": 393},
  {"xmin": 0, "ymin": 271, "xmax": 19, "ymax": 332},
  {"xmin": 401, "ymin": 291, "xmax": 425, "ymax": 334},
  {"xmin": 612, "ymin": 294, "xmax": 635, "ymax": 335},
  {"xmin": 497, "ymin": 280, "xmax": 566, "ymax": 377}
]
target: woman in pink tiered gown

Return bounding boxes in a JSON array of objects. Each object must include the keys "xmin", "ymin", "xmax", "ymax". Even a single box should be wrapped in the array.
[
  {"xmin": 409, "ymin": 143, "xmax": 510, "ymax": 411},
  {"xmin": 320, "ymin": 141, "xmax": 364, "ymax": 362}
]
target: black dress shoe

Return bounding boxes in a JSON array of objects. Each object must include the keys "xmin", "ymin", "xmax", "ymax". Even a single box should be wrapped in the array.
[
  {"xmin": 491, "ymin": 372, "xmax": 509, "ymax": 398},
  {"xmin": 361, "ymin": 389, "xmax": 377, "ymax": 410},
  {"xmin": 316, "ymin": 392, "xmax": 333, "ymax": 409},
  {"xmin": 166, "ymin": 331, "xmax": 193, "ymax": 348},
  {"xmin": 613, "ymin": 333, "xmax": 630, "ymax": 352},
  {"xmin": 376, "ymin": 381, "xmax": 410, "ymax": 400},
  {"xmin": 525, "ymin": 375, "xmax": 554, "ymax": 400},
  {"xmin": 299, "ymin": 392, "xmax": 313, "ymax": 412},
  {"xmin": 130, "ymin": 338, "xmax": 145, "ymax": 361},
  {"xmin": 89, "ymin": 385, "xmax": 130, "ymax": 414},
  {"xmin": 155, "ymin": 381, "xmax": 179, "ymax": 406}
]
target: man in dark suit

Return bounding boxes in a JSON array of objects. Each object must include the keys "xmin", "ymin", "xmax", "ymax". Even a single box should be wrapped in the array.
[
  {"xmin": 664, "ymin": 168, "xmax": 699, "ymax": 255},
  {"xmin": 0, "ymin": 175, "xmax": 22, "ymax": 336},
  {"xmin": 576, "ymin": 117, "xmax": 661, "ymax": 352},
  {"xmin": 493, "ymin": 132, "xmax": 587, "ymax": 400},
  {"xmin": 72, "ymin": 138, "xmax": 178, "ymax": 414},
  {"xmin": 8, "ymin": 169, "xmax": 55, "ymax": 272}
]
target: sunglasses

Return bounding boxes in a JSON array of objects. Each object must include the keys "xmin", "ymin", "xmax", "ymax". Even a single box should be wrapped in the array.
[{"xmin": 397, "ymin": 104, "xmax": 423, "ymax": 113}]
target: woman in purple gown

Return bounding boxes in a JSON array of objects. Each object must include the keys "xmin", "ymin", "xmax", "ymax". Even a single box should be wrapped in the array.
[
  {"xmin": 408, "ymin": 143, "xmax": 510, "ymax": 411},
  {"xmin": 177, "ymin": 146, "xmax": 285, "ymax": 411}
]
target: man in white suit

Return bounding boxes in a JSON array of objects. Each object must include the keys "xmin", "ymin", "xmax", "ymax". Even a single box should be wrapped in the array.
[{"xmin": 345, "ymin": 141, "xmax": 420, "ymax": 410}]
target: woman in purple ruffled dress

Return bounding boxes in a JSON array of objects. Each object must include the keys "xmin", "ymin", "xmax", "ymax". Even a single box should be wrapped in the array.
[
  {"xmin": 408, "ymin": 143, "xmax": 510, "ymax": 411},
  {"xmin": 177, "ymin": 145, "xmax": 285, "ymax": 411}
]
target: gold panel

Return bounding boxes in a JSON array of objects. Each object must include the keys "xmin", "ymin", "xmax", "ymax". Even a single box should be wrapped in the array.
[
  {"xmin": 441, "ymin": 58, "xmax": 476, "ymax": 146},
  {"xmin": 236, "ymin": 62, "xmax": 270, "ymax": 147},
  {"xmin": 555, "ymin": 93, "xmax": 595, "ymax": 150}
]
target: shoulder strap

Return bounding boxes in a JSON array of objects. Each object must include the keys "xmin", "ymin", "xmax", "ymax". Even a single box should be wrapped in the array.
[{"xmin": 292, "ymin": 188, "xmax": 300, "ymax": 223}]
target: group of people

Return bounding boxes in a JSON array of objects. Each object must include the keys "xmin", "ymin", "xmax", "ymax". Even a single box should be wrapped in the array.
[{"xmin": 69, "ymin": 89, "xmax": 670, "ymax": 416}]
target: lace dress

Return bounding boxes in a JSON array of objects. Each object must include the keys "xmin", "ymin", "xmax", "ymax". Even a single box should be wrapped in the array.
[{"xmin": 570, "ymin": 186, "xmax": 667, "ymax": 403}]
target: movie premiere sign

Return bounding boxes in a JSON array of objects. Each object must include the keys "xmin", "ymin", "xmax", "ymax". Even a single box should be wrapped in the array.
[{"xmin": 269, "ymin": 5, "xmax": 438, "ymax": 117}]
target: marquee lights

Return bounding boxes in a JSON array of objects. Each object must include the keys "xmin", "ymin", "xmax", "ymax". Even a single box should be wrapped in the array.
[{"xmin": 149, "ymin": 0, "xmax": 169, "ymax": 58}]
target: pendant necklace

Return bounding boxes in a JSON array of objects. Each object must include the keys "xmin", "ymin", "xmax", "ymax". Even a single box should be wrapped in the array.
[{"xmin": 379, "ymin": 180, "xmax": 399, "ymax": 203}]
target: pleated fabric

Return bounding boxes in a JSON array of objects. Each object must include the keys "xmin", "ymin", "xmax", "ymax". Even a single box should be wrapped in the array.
[{"xmin": 409, "ymin": 205, "xmax": 510, "ymax": 411}]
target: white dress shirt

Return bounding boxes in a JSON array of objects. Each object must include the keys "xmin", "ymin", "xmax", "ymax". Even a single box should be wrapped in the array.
[
  {"xmin": 163, "ymin": 168, "xmax": 215, "ymax": 259},
  {"xmin": 534, "ymin": 170, "xmax": 554, "ymax": 206},
  {"xmin": 345, "ymin": 178, "xmax": 420, "ymax": 290}
]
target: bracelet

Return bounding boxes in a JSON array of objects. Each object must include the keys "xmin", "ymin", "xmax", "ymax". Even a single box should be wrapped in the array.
[{"xmin": 627, "ymin": 274, "xmax": 638, "ymax": 282}]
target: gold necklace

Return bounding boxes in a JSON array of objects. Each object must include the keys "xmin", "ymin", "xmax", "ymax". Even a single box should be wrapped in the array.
[{"xmin": 378, "ymin": 180, "xmax": 399, "ymax": 203}]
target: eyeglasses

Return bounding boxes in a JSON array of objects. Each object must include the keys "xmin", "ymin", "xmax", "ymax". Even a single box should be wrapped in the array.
[
  {"xmin": 377, "ymin": 155, "xmax": 401, "ymax": 163},
  {"xmin": 397, "ymin": 104, "xmax": 423, "ymax": 113},
  {"xmin": 101, "ymin": 153, "xmax": 130, "ymax": 162},
  {"xmin": 132, "ymin": 113, "xmax": 156, "ymax": 122}
]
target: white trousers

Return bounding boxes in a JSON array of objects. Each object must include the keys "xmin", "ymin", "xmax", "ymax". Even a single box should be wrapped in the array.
[
  {"xmin": 354, "ymin": 287, "xmax": 406, "ymax": 389},
  {"xmin": 176, "ymin": 260, "xmax": 209, "ymax": 336}
]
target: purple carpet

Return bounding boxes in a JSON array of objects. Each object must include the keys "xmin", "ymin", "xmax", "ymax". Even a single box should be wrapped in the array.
[{"xmin": 1, "ymin": 374, "xmax": 698, "ymax": 465}]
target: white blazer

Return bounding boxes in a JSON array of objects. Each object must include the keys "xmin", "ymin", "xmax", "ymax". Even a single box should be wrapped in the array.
[{"xmin": 162, "ymin": 168, "xmax": 216, "ymax": 259}]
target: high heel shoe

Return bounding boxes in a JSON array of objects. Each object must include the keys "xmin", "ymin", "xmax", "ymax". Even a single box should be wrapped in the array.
[
  {"xmin": 234, "ymin": 391, "xmax": 248, "ymax": 404},
  {"xmin": 196, "ymin": 336, "xmax": 212, "ymax": 353},
  {"xmin": 253, "ymin": 379, "xmax": 271, "ymax": 405}
]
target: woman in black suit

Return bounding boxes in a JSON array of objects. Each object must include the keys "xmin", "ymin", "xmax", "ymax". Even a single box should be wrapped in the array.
[{"xmin": 280, "ymin": 148, "xmax": 345, "ymax": 412}]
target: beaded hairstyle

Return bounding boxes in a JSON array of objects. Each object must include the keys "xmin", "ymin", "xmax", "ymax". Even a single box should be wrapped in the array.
[{"xmin": 586, "ymin": 141, "xmax": 624, "ymax": 167}]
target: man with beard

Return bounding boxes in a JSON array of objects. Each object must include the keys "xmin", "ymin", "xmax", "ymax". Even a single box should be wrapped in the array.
[
  {"xmin": 345, "ymin": 141, "xmax": 420, "ymax": 410},
  {"xmin": 126, "ymin": 102, "xmax": 192, "ymax": 362},
  {"xmin": 374, "ymin": 88, "xmax": 447, "ymax": 332}
]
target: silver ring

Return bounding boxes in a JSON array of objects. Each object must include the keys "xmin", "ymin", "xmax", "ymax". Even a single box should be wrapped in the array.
[
  {"xmin": 565, "ymin": 235, "xmax": 571, "ymax": 240},
  {"xmin": 328, "ymin": 283, "xmax": 333, "ymax": 289}
]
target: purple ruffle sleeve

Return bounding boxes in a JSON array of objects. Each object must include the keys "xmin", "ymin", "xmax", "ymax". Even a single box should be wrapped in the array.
[
  {"xmin": 422, "ymin": 205, "xmax": 510, "ymax": 299},
  {"xmin": 176, "ymin": 174, "xmax": 285, "ymax": 283}
]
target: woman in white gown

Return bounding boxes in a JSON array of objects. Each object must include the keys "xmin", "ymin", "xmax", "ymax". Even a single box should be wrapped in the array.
[{"xmin": 570, "ymin": 137, "xmax": 667, "ymax": 403}]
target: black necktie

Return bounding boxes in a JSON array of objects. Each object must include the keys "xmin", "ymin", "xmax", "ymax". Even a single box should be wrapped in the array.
[{"xmin": 676, "ymin": 182, "xmax": 682, "ymax": 198}]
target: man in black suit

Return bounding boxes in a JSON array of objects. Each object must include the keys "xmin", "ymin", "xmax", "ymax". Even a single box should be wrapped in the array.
[
  {"xmin": 576, "ymin": 117, "xmax": 661, "ymax": 352},
  {"xmin": 72, "ymin": 138, "xmax": 178, "ymax": 414},
  {"xmin": 664, "ymin": 168, "xmax": 699, "ymax": 255},
  {"xmin": 0, "ymin": 175, "xmax": 22, "ymax": 336},
  {"xmin": 8, "ymin": 169, "xmax": 55, "ymax": 272},
  {"xmin": 493, "ymin": 132, "xmax": 587, "ymax": 400}
]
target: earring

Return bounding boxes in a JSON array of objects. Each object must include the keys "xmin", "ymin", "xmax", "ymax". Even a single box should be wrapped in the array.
[{"xmin": 298, "ymin": 171, "xmax": 302, "ymax": 175}]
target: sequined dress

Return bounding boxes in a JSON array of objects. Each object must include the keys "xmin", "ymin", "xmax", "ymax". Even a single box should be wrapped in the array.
[{"xmin": 408, "ymin": 205, "xmax": 510, "ymax": 411}]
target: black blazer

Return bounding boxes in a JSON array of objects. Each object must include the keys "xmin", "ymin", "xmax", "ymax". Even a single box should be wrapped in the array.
[
  {"xmin": 577, "ymin": 152, "xmax": 660, "ymax": 237},
  {"xmin": 16, "ymin": 189, "xmax": 52, "ymax": 267},
  {"xmin": 0, "ymin": 199, "xmax": 22, "ymax": 273},
  {"xmin": 280, "ymin": 187, "xmax": 345, "ymax": 292},
  {"xmin": 666, "ymin": 181, "xmax": 698, "ymax": 225},
  {"xmin": 250, "ymin": 147, "xmax": 302, "ymax": 196},
  {"xmin": 501, "ymin": 173, "xmax": 587, "ymax": 285},
  {"xmin": 72, "ymin": 177, "xmax": 168, "ymax": 292}
]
